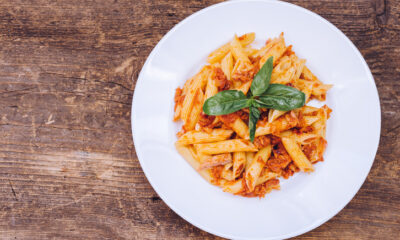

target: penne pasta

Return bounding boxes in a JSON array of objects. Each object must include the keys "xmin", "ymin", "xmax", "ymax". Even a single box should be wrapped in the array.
[
  {"xmin": 199, "ymin": 153, "xmax": 232, "ymax": 170},
  {"xmin": 204, "ymin": 71, "xmax": 218, "ymax": 100},
  {"xmin": 231, "ymin": 118, "xmax": 250, "ymax": 139},
  {"xmin": 207, "ymin": 32, "xmax": 255, "ymax": 64},
  {"xmin": 245, "ymin": 152, "xmax": 255, "ymax": 172},
  {"xmin": 245, "ymin": 145, "xmax": 272, "ymax": 191},
  {"xmin": 223, "ymin": 178, "xmax": 245, "ymax": 194},
  {"xmin": 281, "ymin": 137, "xmax": 314, "ymax": 172},
  {"xmin": 180, "ymin": 70, "xmax": 207, "ymax": 122},
  {"xmin": 194, "ymin": 139, "xmax": 258, "ymax": 155},
  {"xmin": 221, "ymin": 162, "xmax": 235, "ymax": 181},
  {"xmin": 221, "ymin": 52, "xmax": 233, "ymax": 80},
  {"xmin": 256, "ymin": 171, "xmax": 278, "ymax": 186},
  {"xmin": 177, "ymin": 129, "xmax": 233, "ymax": 145},
  {"xmin": 183, "ymin": 88, "xmax": 204, "ymax": 131},
  {"xmin": 231, "ymin": 35, "xmax": 251, "ymax": 63},
  {"xmin": 259, "ymin": 32, "xmax": 287, "ymax": 66},
  {"xmin": 234, "ymin": 79, "xmax": 252, "ymax": 95},
  {"xmin": 268, "ymin": 109, "xmax": 286, "ymax": 123},
  {"xmin": 233, "ymin": 151, "xmax": 246, "ymax": 178},
  {"xmin": 255, "ymin": 111, "xmax": 299, "ymax": 137},
  {"xmin": 175, "ymin": 143, "xmax": 214, "ymax": 183}
]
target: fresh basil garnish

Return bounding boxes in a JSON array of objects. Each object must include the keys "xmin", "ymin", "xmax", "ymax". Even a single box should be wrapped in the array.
[
  {"xmin": 203, "ymin": 90, "xmax": 251, "ymax": 115},
  {"xmin": 202, "ymin": 56, "xmax": 305, "ymax": 142},
  {"xmin": 248, "ymin": 106, "xmax": 260, "ymax": 142},
  {"xmin": 258, "ymin": 84, "xmax": 306, "ymax": 111},
  {"xmin": 250, "ymin": 56, "xmax": 273, "ymax": 96}
]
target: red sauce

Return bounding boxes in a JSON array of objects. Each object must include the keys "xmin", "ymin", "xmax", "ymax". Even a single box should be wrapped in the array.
[
  {"xmin": 253, "ymin": 135, "xmax": 271, "ymax": 149},
  {"xmin": 213, "ymin": 67, "xmax": 230, "ymax": 91},
  {"xmin": 219, "ymin": 112, "xmax": 239, "ymax": 125},
  {"xmin": 174, "ymin": 87, "xmax": 185, "ymax": 111},
  {"xmin": 198, "ymin": 113, "xmax": 215, "ymax": 128}
]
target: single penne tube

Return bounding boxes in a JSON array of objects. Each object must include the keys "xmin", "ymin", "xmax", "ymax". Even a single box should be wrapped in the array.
[
  {"xmin": 182, "ymin": 76, "xmax": 194, "ymax": 95},
  {"xmin": 290, "ymin": 54, "xmax": 306, "ymax": 80},
  {"xmin": 271, "ymin": 56, "xmax": 295, "ymax": 84},
  {"xmin": 223, "ymin": 178, "xmax": 245, "ymax": 194},
  {"xmin": 268, "ymin": 109, "xmax": 286, "ymax": 123},
  {"xmin": 207, "ymin": 32, "xmax": 256, "ymax": 64},
  {"xmin": 177, "ymin": 129, "xmax": 233, "ymax": 145},
  {"xmin": 251, "ymin": 35, "xmax": 280, "ymax": 59},
  {"xmin": 183, "ymin": 89, "xmax": 204, "ymax": 131},
  {"xmin": 281, "ymin": 137, "xmax": 314, "ymax": 172},
  {"xmin": 207, "ymin": 43, "xmax": 230, "ymax": 64},
  {"xmin": 311, "ymin": 83, "xmax": 333, "ymax": 101},
  {"xmin": 221, "ymin": 52, "xmax": 233, "ymax": 80},
  {"xmin": 233, "ymin": 151, "xmax": 246, "ymax": 178},
  {"xmin": 173, "ymin": 102, "xmax": 182, "ymax": 121},
  {"xmin": 301, "ymin": 115, "xmax": 320, "ymax": 127},
  {"xmin": 301, "ymin": 65, "xmax": 321, "ymax": 82},
  {"xmin": 302, "ymin": 85, "xmax": 313, "ymax": 103},
  {"xmin": 312, "ymin": 105, "xmax": 330, "ymax": 138},
  {"xmin": 194, "ymin": 139, "xmax": 258, "ymax": 155},
  {"xmin": 231, "ymin": 118, "xmax": 249, "ymax": 139},
  {"xmin": 245, "ymin": 145, "xmax": 272, "ymax": 191},
  {"xmin": 280, "ymin": 130, "xmax": 317, "ymax": 145},
  {"xmin": 230, "ymin": 36, "xmax": 251, "ymax": 63},
  {"xmin": 243, "ymin": 46, "xmax": 258, "ymax": 57},
  {"xmin": 180, "ymin": 71, "xmax": 204, "ymax": 122},
  {"xmin": 312, "ymin": 119, "xmax": 326, "ymax": 138},
  {"xmin": 235, "ymin": 81, "xmax": 252, "ymax": 95},
  {"xmin": 259, "ymin": 33, "xmax": 287, "ymax": 66},
  {"xmin": 201, "ymin": 66, "xmax": 212, "ymax": 90},
  {"xmin": 221, "ymin": 162, "xmax": 234, "ymax": 181},
  {"xmin": 300, "ymin": 105, "xmax": 319, "ymax": 115},
  {"xmin": 204, "ymin": 72, "xmax": 218, "ymax": 101},
  {"xmin": 237, "ymin": 32, "xmax": 256, "ymax": 46},
  {"xmin": 255, "ymin": 112, "xmax": 299, "ymax": 137},
  {"xmin": 295, "ymin": 133, "xmax": 318, "ymax": 145},
  {"xmin": 199, "ymin": 153, "xmax": 232, "ymax": 170},
  {"xmin": 175, "ymin": 143, "xmax": 214, "ymax": 183},
  {"xmin": 245, "ymin": 152, "xmax": 255, "ymax": 171},
  {"xmin": 256, "ymin": 171, "xmax": 278, "ymax": 186}
]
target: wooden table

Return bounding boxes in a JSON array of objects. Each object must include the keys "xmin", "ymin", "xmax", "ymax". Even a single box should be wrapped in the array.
[{"xmin": 0, "ymin": 0, "xmax": 398, "ymax": 239}]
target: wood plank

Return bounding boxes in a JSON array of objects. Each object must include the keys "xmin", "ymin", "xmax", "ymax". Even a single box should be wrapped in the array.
[{"xmin": 0, "ymin": 0, "xmax": 398, "ymax": 239}]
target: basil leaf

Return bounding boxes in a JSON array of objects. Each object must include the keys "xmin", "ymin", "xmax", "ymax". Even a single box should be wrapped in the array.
[
  {"xmin": 258, "ymin": 84, "xmax": 306, "ymax": 111},
  {"xmin": 252, "ymin": 99, "xmax": 273, "ymax": 108},
  {"xmin": 203, "ymin": 90, "xmax": 251, "ymax": 115},
  {"xmin": 248, "ymin": 106, "xmax": 260, "ymax": 142},
  {"xmin": 250, "ymin": 56, "xmax": 273, "ymax": 96}
]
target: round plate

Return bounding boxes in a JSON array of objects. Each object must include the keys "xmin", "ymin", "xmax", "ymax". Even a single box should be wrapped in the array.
[{"xmin": 131, "ymin": 1, "xmax": 381, "ymax": 239}]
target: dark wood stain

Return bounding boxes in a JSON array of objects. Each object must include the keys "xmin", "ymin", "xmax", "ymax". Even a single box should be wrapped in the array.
[{"xmin": 0, "ymin": 0, "xmax": 398, "ymax": 239}]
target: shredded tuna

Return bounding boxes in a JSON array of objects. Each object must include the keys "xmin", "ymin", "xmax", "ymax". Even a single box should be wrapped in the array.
[
  {"xmin": 198, "ymin": 113, "xmax": 215, "ymax": 128},
  {"xmin": 213, "ymin": 67, "xmax": 230, "ymax": 91},
  {"xmin": 253, "ymin": 135, "xmax": 271, "ymax": 149}
]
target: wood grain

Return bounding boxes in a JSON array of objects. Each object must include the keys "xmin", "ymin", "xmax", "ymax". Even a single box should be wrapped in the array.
[{"xmin": 0, "ymin": 0, "xmax": 398, "ymax": 239}]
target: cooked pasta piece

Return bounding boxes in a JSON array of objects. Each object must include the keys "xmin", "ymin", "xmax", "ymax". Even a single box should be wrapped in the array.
[
  {"xmin": 194, "ymin": 139, "xmax": 258, "ymax": 155},
  {"xmin": 245, "ymin": 145, "xmax": 272, "ymax": 191},
  {"xmin": 281, "ymin": 137, "xmax": 314, "ymax": 172},
  {"xmin": 233, "ymin": 151, "xmax": 246, "ymax": 178},
  {"xmin": 177, "ymin": 129, "xmax": 233, "ymax": 145}
]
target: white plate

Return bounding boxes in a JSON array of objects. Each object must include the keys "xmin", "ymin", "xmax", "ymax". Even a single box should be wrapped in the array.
[{"xmin": 131, "ymin": 0, "xmax": 381, "ymax": 239}]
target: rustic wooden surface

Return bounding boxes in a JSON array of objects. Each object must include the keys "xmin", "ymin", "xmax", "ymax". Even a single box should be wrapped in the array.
[{"xmin": 0, "ymin": 0, "xmax": 398, "ymax": 239}]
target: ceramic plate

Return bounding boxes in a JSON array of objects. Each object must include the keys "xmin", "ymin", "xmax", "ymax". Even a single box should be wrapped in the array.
[{"xmin": 131, "ymin": 1, "xmax": 380, "ymax": 239}]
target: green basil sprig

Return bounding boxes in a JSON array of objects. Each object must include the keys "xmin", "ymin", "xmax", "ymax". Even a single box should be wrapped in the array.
[{"xmin": 203, "ymin": 56, "xmax": 305, "ymax": 142}]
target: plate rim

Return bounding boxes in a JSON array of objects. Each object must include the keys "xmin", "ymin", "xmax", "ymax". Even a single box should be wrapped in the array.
[{"xmin": 131, "ymin": 0, "xmax": 381, "ymax": 239}]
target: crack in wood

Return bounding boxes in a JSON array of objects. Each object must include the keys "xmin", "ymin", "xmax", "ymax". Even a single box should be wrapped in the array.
[{"xmin": 8, "ymin": 179, "xmax": 18, "ymax": 201}]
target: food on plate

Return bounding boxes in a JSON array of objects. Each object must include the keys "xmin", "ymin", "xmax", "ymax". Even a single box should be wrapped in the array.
[{"xmin": 173, "ymin": 33, "xmax": 332, "ymax": 197}]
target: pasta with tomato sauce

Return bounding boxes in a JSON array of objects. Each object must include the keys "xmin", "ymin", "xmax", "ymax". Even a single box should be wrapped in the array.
[{"xmin": 174, "ymin": 33, "xmax": 332, "ymax": 198}]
